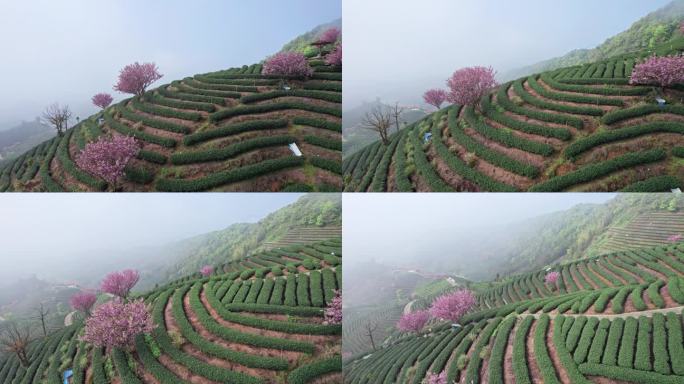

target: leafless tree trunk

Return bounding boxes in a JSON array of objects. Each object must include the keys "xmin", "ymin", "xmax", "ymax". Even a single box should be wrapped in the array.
[
  {"xmin": 41, "ymin": 103, "xmax": 71, "ymax": 137},
  {"xmin": 35, "ymin": 304, "xmax": 49, "ymax": 337},
  {"xmin": 0, "ymin": 322, "xmax": 33, "ymax": 367},
  {"xmin": 390, "ymin": 102, "xmax": 405, "ymax": 134},
  {"xmin": 361, "ymin": 105, "xmax": 393, "ymax": 145},
  {"xmin": 364, "ymin": 320, "xmax": 378, "ymax": 351}
]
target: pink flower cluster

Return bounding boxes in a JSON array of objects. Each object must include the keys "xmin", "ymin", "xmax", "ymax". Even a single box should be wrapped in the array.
[
  {"xmin": 423, "ymin": 89, "xmax": 447, "ymax": 110},
  {"xmin": 101, "ymin": 269, "xmax": 140, "ymax": 299},
  {"xmin": 668, "ymin": 234, "xmax": 683, "ymax": 242},
  {"xmin": 114, "ymin": 62, "xmax": 163, "ymax": 96},
  {"xmin": 446, "ymin": 66, "xmax": 498, "ymax": 107},
  {"xmin": 262, "ymin": 52, "xmax": 313, "ymax": 77},
  {"xmin": 316, "ymin": 27, "xmax": 341, "ymax": 45},
  {"xmin": 629, "ymin": 55, "xmax": 684, "ymax": 88},
  {"xmin": 324, "ymin": 290, "xmax": 342, "ymax": 325},
  {"xmin": 76, "ymin": 135, "xmax": 140, "ymax": 186},
  {"xmin": 325, "ymin": 44, "xmax": 342, "ymax": 66},
  {"xmin": 545, "ymin": 271, "xmax": 560, "ymax": 285},
  {"xmin": 82, "ymin": 299, "xmax": 155, "ymax": 349},
  {"xmin": 429, "ymin": 289, "xmax": 476, "ymax": 323},
  {"xmin": 397, "ymin": 309, "xmax": 430, "ymax": 333},
  {"xmin": 70, "ymin": 292, "xmax": 98, "ymax": 315},
  {"xmin": 200, "ymin": 265, "xmax": 214, "ymax": 277},
  {"xmin": 425, "ymin": 371, "xmax": 447, "ymax": 384},
  {"xmin": 92, "ymin": 93, "xmax": 113, "ymax": 110}
]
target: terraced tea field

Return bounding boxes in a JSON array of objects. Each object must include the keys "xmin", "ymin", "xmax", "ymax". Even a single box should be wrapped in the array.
[
  {"xmin": 0, "ymin": 238, "xmax": 342, "ymax": 383},
  {"xmin": 344, "ymin": 242, "xmax": 684, "ymax": 383},
  {"xmin": 597, "ymin": 211, "xmax": 684, "ymax": 254},
  {"xmin": 0, "ymin": 57, "xmax": 341, "ymax": 192},
  {"xmin": 263, "ymin": 226, "xmax": 342, "ymax": 250},
  {"xmin": 344, "ymin": 41, "xmax": 684, "ymax": 192}
]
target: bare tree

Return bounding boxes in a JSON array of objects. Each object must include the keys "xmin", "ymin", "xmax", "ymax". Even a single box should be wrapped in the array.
[
  {"xmin": 41, "ymin": 103, "xmax": 72, "ymax": 137},
  {"xmin": 361, "ymin": 105, "xmax": 393, "ymax": 145},
  {"xmin": 0, "ymin": 322, "xmax": 33, "ymax": 367},
  {"xmin": 390, "ymin": 102, "xmax": 405, "ymax": 134},
  {"xmin": 363, "ymin": 320, "xmax": 378, "ymax": 351},
  {"xmin": 35, "ymin": 304, "xmax": 49, "ymax": 337}
]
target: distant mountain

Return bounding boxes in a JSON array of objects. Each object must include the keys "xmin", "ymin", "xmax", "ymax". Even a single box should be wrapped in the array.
[
  {"xmin": 421, "ymin": 194, "xmax": 684, "ymax": 281},
  {"xmin": 503, "ymin": 0, "xmax": 684, "ymax": 80},
  {"xmin": 280, "ymin": 18, "xmax": 341, "ymax": 53},
  {"xmin": 0, "ymin": 119, "xmax": 54, "ymax": 165}
]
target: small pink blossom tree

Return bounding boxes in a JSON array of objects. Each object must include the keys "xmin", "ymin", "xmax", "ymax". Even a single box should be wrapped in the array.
[
  {"xmin": 70, "ymin": 292, "xmax": 98, "ymax": 316},
  {"xmin": 101, "ymin": 269, "xmax": 140, "ymax": 300},
  {"xmin": 324, "ymin": 290, "xmax": 342, "ymax": 325},
  {"xmin": 92, "ymin": 93, "xmax": 113, "ymax": 110},
  {"xmin": 446, "ymin": 66, "xmax": 498, "ymax": 108},
  {"xmin": 262, "ymin": 52, "xmax": 313, "ymax": 78},
  {"xmin": 429, "ymin": 289, "xmax": 476, "ymax": 323},
  {"xmin": 397, "ymin": 310, "xmax": 430, "ymax": 333},
  {"xmin": 82, "ymin": 299, "xmax": 155, "ymax": 349},
  {"xmin": 76, "ymin": 135, "xmax": 140, "ymax": 188},
  {"xmin": 423, "ymin": 89, "xmax": 447, "ymax": 110},
  {"xmin": 200, "ymin": 265, "xmax": 214, "ymax": 277},
  {"xmin": 114, "ymin": 62, "xmax": 163, "ymax": 96},
  {"xmin": 424, "ymin": 371, "xmax": 447, "ymax": 384},
  {"xmin": 629, "ymin": 55, "xmax": 684, "ymax": 91},
  {"xmin": 316, "ymin": 27, "xmax": 341, "ymax": 45},
  {"xmin": 544, "ymin": 271, "xmax": 560, "ymax": 289},
  {"xmin": 325, "ymin": 44, "xmax": 342, "ymax": 67},
  {"xmin": 668, "ymin": 234, "xmax": 683, "ymax": 242}
]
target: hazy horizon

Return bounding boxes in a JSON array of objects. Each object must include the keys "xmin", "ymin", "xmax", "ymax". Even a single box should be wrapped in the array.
[
  {"xmin": 0, "ymin": 193, "xmax": 303, "ymax": 284},
  {"xmin": 343, "ymin": 193, "xmax": 616, "ymax": 269},
  {"xmin": 343, "ymin": 0, "xmax": 670, "ymax": 110},
  {"xmin": 0, "ymin": 0, "xmax": 340, "ymax": 129}
]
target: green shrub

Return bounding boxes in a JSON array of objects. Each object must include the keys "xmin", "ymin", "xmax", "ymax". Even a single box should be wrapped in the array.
[
  {"xmin": 292, "ymin": 117, "xmax": 341, "ymax": 132},
  {"xmin": 287, "ymin": 356, "xmax": 341, "ymax": 384},
  {"xmin": 617, "ymin": 317, "xmax": 637, "ymax": 368},
  {"xmin": 209, "ymin": 102, "xmax": 340, "ymax": 123}
]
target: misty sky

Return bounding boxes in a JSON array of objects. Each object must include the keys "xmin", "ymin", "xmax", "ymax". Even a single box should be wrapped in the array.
[
  {"xmin": 0, "ymin": 0, "xmax": 340, "ymax": 129},
  {"xmin": 343, "ymin": 193, "xmax": 616, "ymax": 267},
  {"xmin": 0, "ymin": 193, "xmax": 302, "ymax": 279},
  {"xmin": 343, "ymin": 0, "xmax": 670, "ymax": 109}
]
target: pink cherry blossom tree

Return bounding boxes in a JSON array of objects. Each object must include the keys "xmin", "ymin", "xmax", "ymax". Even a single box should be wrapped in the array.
[
  {"xmin": 325, "ymin": 44, "xmax": 342, "ymax": 66},
  {"xmin": 544, "ymin": 271, "xmax": 560, "ymax": 289},
  {"xmin": 101, "ymin": 269, "xmax": 140, "ymax": 300},
  {"xmin": 262, "ymin": 52, "xmax": 313, "ymax": 78},
  {"xmin": 75, "ymin": 135, "xmax": 140, "ymax": 188},
  {"xmin": 429, "ymin": 289, "xmax": 476, "ymax": 323},
  {"xmin": 446, "ymin": 66, "xmax": 498, "ymax": 108},
  {"xmin": 316, "ymin": 27, "xmax": 341, "ymax": 45},
  {"xmin": 113, "ymin": 62, "xmax": 163, "ymax": 96},
  {"xmin": 629, "ymin": 55, "xmax": 684, "ymax": 91},
  {"xmin": 324, "ymin": 290, "xmax": 342, "ymax": 325},
  {"xmin": 70, "ymin": 292, "xmax": 98, "ymax": 316},
  {"xmin": 397, "ymin": 310, "xmax": 430, "ymax": 333},
  {"xmin": 200, "ymin": 265, "xmax": 214, "ymax": 277},
  {"xmin": 424, "ymin": 371, "xmax": 447, "ymax": 384},
  {"xmin": 423, "ymin": 89, "xmax": 447, "ymax": 110},
  {"xmin": 92, "ymin": 93, "xmax": 113, "ymax": 110},
  {"xmin": 82, "ymin": 299, "xmax": 155, "ymax": 349}
]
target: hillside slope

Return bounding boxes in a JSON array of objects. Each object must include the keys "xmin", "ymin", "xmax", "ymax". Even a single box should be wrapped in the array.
[
  {"xmin": 0, "ymin": 44, "xmax": 341, "ymax": 192},
  {"xmin": 345, "ymin": 241, "xmax": 684, "ymax": 383},
  {"xmin": 152, "ymin": 194, "xmax": 341, "ymax": 285},
  {"xmin": 0, "ymin": 119, "xmax": 54, "ymax": 165},
  {"xmin": 344, "ymin": 39, "xmax": 684, "ymax": 192},
  {"xmin": 0, "ymin": 238, "xmax": 342, "ymax": 384},
  {"xmin": 504, "ymin": 0, "xmax": 684, "ymax": 80}
]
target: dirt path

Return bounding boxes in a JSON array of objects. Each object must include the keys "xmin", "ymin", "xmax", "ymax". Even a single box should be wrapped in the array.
[{"xmin": 403, "ymin": 300, "xmax": 416, "ymax": 315}]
